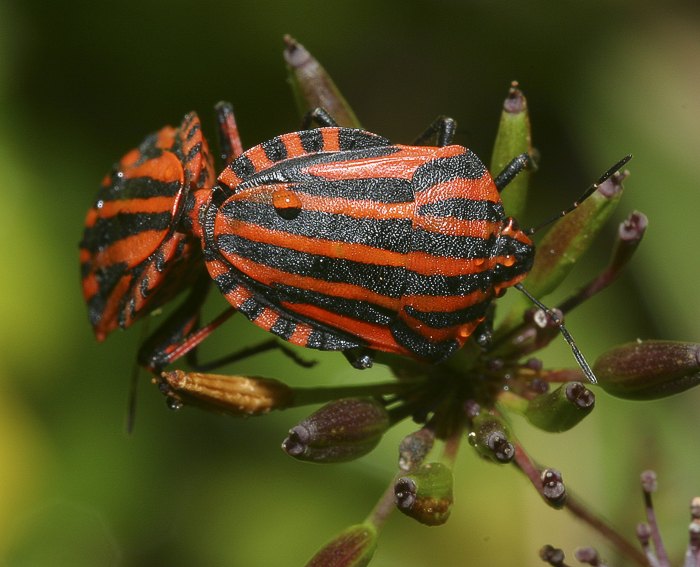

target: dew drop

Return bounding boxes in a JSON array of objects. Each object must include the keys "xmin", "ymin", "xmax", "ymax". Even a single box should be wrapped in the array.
[{"xmin": 272, "ymin": 188, "xmax": 302, "ymax": 220}]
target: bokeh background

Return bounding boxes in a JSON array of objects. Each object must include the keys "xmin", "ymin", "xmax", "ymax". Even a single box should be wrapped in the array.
[{"xmin": 1, "ymin": 0, "xmax": 699, "ymax": 565}]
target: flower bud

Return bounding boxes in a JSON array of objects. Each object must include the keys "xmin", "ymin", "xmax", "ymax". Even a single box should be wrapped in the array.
[
  {"xmin": 394, "ymin": 462, "xmax": 453, "ymax": 526},
  {"xmin": 305, "ymin": 523, "xmax": 377, "ymax": 567},
  {"xmin": 282, "ymin": 398, "xmax": 390, "ymax": 463},
  {"xmin": 398, "ymin": 428, "xmax": 435, "ymax": 472},
  {"xmin": 541, "ymin": 468, "xmax": 567, "ymax": 509},
  {"xmin": 525, "ymin": 170, "xmax": 625, "ymax": 300},
  {"xmin": 160, "ymin": 370, "xmax": 293, "ymax": 416},
  {"xmin": 468, "ymin": 413, "xmax": 515, "ymax": 463},
  {"xmin": 525, "ymin": 382, "xmax": 595, "ymax": 432},
  {"xmin": 594, "ymin": 341, "xmax": 700, "ymax": 400},
  {"xmin": 284, "ymin": 35, "xmax": 361, "ymax": 128},
  {"xmin": 490, "ymin": 82, "xmax": 532, "ymax": 220}
]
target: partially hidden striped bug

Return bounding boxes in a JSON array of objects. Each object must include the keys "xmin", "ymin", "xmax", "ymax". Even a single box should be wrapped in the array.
[{"xmin": 81, "ymin": 103, "xmax": 627, "ymax": 383}]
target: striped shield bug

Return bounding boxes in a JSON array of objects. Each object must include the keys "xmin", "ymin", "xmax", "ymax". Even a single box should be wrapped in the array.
[
  {"xmin": 200, "ymin": 108, "xmax": 629, "ymax": 375},
  {"xmin": 81, "ymin": 100, "xmax": 627, "ymax": 390}
]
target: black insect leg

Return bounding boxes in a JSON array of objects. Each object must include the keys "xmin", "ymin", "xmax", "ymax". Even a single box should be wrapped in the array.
[
  {"xmin": 413, "ymin": 116, "xmax": 457, "ymax": 147},
  {"xmin": 302, "ymin": 107, "xmax": 340, "ymax": 129},
  {"xmin": 137, "ymin": 272, "xmax": 224, "ymax": 373},
  {"xmin": 492, "ymin": 153, "xmax": 535, "ymax": 192}
]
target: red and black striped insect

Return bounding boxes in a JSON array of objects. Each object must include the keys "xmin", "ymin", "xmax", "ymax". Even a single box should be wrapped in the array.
[
  {"xmin": 201, "ymin": 111, "xmax": 537, "ymax": 369},
  {"xmin": 81, "ymin": 104, "xmax": 627, "ymax": 381}
]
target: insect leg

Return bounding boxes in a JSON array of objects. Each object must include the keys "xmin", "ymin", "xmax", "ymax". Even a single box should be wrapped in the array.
[
  {"xmin": 301, "ymin": 107, "xmax": 340, "ymax": 129},
  {"xmin": 493, "ymin": 153, "xmax": 535, "ymax": 192},
  {"xmin": 214, "ymin": 101, "xmax": 244, "ymax": 166},
  {"xmin": 413, "ymin": 116, "xmax": 457, "ymax": 147}
]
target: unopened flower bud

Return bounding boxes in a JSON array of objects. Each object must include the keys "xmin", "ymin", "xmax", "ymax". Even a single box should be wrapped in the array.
[
  {"xmin": 525, "ymin": 382, "xmax": 595, "ymax": 432},
  {"xmin": 468, "ymin": 413, "xmax": 515, "ymax": 463},
  {"xmin": 539, "ymin": 545, "xmax": 566, "ymax": 566},
  {"xmin": 394, "ymin": 462, "xmax": 453, "ymax": 526},
  {"xmin": 594, "ymin": 341, "xmax": 700, "ymax": 400},
  {"xmin": 282, "ymin": 398, "xmax": 390, "ymax": 463},
  {"xmin": 541, "ymin": 468, "xmax": 567, "ymax": 508},
  {"xmin": 284, "ymin": 35, "xmax": 361, "ymax": 128},
  {"xmin": 574, "ymin": 547, "xmax": 602, "ymax": 566},
  {"xmin": 305, "ymin": 523, "xmax": 377, "ymax": 567},
  {"xmin": 398, "ymin": 428, "xmax": 435, "ymax": 472},
  {"xmin": 161, "ymin": 370, "xmax": 293, "ymax": 416}
]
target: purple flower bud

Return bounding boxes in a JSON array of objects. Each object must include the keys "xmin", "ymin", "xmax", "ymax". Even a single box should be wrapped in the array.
[
  {"xmin": 541, "ymin": 469, "xmax": 567, "ymax": 509},
  {"xmin": 394, "ymin": 462, "xmax": 453, "ymax": 526},
  {"xmin": 282, "ymin": 398, "xmax": 390, "ymax": 463},
  {"xmin": 305, "ymin": 523, "xmax": 377, "ymax": 567},
  {"xmin": 594, "ymin": 341, "xmax": 700, "ymax": 400}
]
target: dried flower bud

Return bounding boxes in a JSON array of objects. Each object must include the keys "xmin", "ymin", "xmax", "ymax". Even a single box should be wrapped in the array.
[
  {"xmin": 282, "ymin": 398, "xmax": 390, "ymax": 463},
  {"xmin": 541, "ymin": 469, "xmax": 567, "ymax": 509},
  {"xmin": 394, "ymin": 462, "xmax": 453, "ymax": 526},
  {"xmin": 305, "ymin": 523, "xmax": 377, "ymax": 567},
  {"xmin": 161, "ymin": 370, "xmax": 293, "ymax": 416},
  {"xmin": 594, "ymin": 341, "xmax": 700, "ymax": 400},
  {"xmin": 574, "ymin": 547, "xmax": 603, "ymax": 566},
  {"xmin": 468, "ymin": 413, "xmax": 515, "ymax": 463},
  {"xmin": 525, "ymin": 382, "xmax": 595, "ymax": 432},
  {"xmin": 398, "ymin": 428, "xmax": 435, "ymax": 472},
  {"xmin": 539, "ymin": 545, "xmax": 566, "ymax": 566},
  {"xmin": 284, "ymin": 35, "xmax": 361, "ymax": 128}
]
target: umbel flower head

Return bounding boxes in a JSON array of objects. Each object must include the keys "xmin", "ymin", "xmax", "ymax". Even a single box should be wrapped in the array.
[
  {"xmin": 540, "ymin": 471, "xmax": 700, "ymax": 567},
  {"xmin": 137, "ymin": 37, "xmax": 700, "ymax": 566}
]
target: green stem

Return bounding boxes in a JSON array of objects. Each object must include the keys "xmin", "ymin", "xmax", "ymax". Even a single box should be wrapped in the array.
[
  {"xmin": 366, "ymin": 480, "xmax": 396, "ymax": 531},
  {"xmin": 291, "ymin": 380, "xmax": 422, "ymax": 407}
]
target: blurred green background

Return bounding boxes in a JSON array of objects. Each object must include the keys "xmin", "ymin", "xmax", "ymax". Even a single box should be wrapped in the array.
[{"xmin": 1, "ymin": 0, "xmax": 699, "ymax": 565}]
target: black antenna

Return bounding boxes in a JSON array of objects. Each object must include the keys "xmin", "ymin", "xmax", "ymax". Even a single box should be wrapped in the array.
[
  {"xmin": 514, "ymin": 283, "xmax": 597, "ymax": 384},
  {"xmin": 526, "ymin": 154, "xmax": 632, "ymax": 235}
]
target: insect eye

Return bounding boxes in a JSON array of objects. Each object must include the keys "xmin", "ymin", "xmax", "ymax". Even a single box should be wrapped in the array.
[{"xmin": 272, "ymin": 188, "xmax": 302, "ymax": 220}]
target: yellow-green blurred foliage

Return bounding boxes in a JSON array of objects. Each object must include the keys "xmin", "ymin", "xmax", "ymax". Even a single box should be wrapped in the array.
[{"xmin": 1, "ymin": 1, "xmax": 699, "ymax": 565}]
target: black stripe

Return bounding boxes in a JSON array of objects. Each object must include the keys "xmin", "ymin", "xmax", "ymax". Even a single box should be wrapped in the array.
[
  {"xmin": 219, "ymin": 201, "xmax": 413, "ymax": 253},
  {"xmin": 412, "ymin": 150, "xmax": 488, "ymax": 191},
  {"xmin": 213, "ymin": 269, "xmax": 239, "ymax": 295},
  {"xmin": 270, "ymin": 317, "xmax": 296, "ymax": 340},
  {"xmin": 236, "ymin": 145, "xmax": 401, "ymax": 189},
  {"xmin": 306, "ymin": 329, "xmax": 360, "ymax": 351},
  {"xmin": 403, "ymin": 301, "xmax": 489, "ymax": 328},
  {"xmin": 289, "ymin": 177, "xmax": 413, "ymax": 203},
  {"xmin": 417, "ymin": 198, "xmax": 505, "ymax": 222},
  {"xmin": 299, "ymin": 129, "xmax": 324, "ymax": 153},
  {"xmin": 338, "ymin": 128, "xmax": 391, "ymax": 150},
  {"xmin": 213, "ymin": 234, "xmax": 495, "ymax": 298},
  {"xmin": 272, "ymin": 283, "xmax": 395, "ymax": 326},
  {"xmin": 185, "ymin": 118, "xmax": 201, "ymax": 140},
  {"xmin": 216, "ymin": 233, "xmax": 405, "ymax": 297},
  {"xmin": 81, "ymin": 212, "xmax": 172, "ymax": 253},
  {"xmin": 262, "ymin": 137, "xmax": 288, "ymax": 162},
  {"xmin": 134, "ymin": 133, "xmax": 166, "ymax": 164},
  {"xmin": 239, "ymin": 297, "xmax": 265, "ymax": 320},
  {"xmin": 98, "ymin": 176, "xmax": 181, "ymax": 202},
  {"xmin": 184, "ymin": 142, "xmax": 202, "ymax": 165},
  {"xmin": 86, "ymin": 262, "xmax": 128, "ymax": 325},
  {"xmin": 230, "ymin": 154, "xmax": 256, "ymax": 180},
  {"xmin": 410, "ymin": 228, "xmax": 495, "ymax": 260},
  {"xmin": 390, "ymin": 318, "xmax": 460, "ymax": 362}
]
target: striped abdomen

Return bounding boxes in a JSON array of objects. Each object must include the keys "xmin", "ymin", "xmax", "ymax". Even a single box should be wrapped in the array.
[
  {"xmin": 204, "ymin": 127, "xmax": 534, "ymax": 362},
  {"xmin": 80, "ymin": 112, "xmax": 215, "ymax": 340}
]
